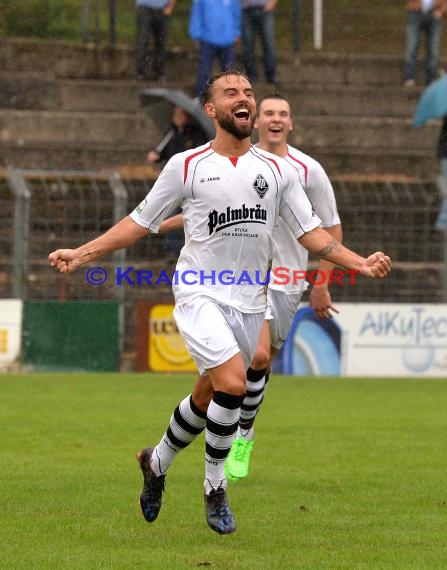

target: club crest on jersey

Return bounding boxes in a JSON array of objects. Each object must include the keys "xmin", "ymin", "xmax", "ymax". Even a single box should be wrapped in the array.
[
  {"xmin": 208, "ymin": 204, "xmax": 267, "ymax": 235},
  {"xmin": 253, "ymin": 174, "xmax": 269, "ymax": 198}
]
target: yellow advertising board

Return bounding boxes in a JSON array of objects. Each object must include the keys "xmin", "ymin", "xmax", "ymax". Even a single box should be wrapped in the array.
[{"xmin": 137, "ymin": 303, "xmax": 195, "ymax": 372}]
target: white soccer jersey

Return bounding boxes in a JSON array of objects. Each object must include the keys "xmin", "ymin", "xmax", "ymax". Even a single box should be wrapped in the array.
[
  {"xmin": 269, "ymin": 144, "xmax": 341, "ymax": 295},
  {"xmin": 130, "ymin": 143, "xmax": 321, "ymax": 312}
]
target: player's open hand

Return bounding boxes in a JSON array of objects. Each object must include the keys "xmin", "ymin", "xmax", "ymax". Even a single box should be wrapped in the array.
[
  {"xmin": 361, "ymin": 252, "xmax": 391, "ymax": 278},
  {"xmin": 48, "ymin": 249, "xmax": 82, "ymax": 273}
]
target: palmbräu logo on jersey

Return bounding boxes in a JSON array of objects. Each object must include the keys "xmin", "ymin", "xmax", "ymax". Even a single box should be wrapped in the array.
[{"xmin": 207, "ymin": 204, "xmax": 267, "ymax": 235}]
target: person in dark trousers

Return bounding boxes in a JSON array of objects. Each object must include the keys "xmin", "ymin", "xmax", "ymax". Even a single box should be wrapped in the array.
[
  {"xmin": 438, "ymin": 116, "xmax": 447, "ymax": 176},
  {"xmin": 241, "ymin": 0, "xmax": 278, "ymax": 85},
  {"xmin": 189, "ymin": 0, "xmax": 241, "ymax": 100},
  {"xmin": 135, "ymin": 0, "xmax": 176, "ymax": 81},
  {"xmin": 403, "ymin": 0, "xmax": 447, "ymax": 87},
  {"xmin": 435, "ymin": 116, "xmax": 447, "ymax": 230}
]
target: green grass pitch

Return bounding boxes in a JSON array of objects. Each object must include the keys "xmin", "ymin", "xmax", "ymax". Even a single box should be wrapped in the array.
[{"xmin": 1, "ymin": 373, "xmax": 446, "ymax": 569}]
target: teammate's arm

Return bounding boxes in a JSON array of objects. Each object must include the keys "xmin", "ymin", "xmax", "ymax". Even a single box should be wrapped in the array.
[{"xmin": 159, "ymin": 213, "xmax": 184, "ymax": 234}]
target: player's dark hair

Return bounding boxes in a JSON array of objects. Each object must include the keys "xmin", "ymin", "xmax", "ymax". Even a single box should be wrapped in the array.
[
  {"xmin": 202, "ymin": 70, "xmax": 250, "ymax": 103},
  {"xmin": 256, "ymin": 92, "xmax": 292, "ymax": 118}
]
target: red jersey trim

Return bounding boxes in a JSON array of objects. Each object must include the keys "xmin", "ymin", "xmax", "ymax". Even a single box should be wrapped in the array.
[
  {"xmin": 287, "ymin": 152, "xmax": 308, "ymax": 185},
  {"xmin": 183, "ymin": 144, "xmax": 213, "ymax": 184},
  {"xmin": 252, "ymin": 145, "xmax": 282, "ymax": 177}
]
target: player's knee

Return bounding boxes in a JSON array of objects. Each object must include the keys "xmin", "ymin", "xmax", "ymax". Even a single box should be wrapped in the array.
[
  {"xmin": 191, "ymin": 375, "xmax": 214, "ymax": 412},
  {"xmin": 220, "ymin": 376, "xmax": 246, "ymax": 397},
  {"xmin": 191, "ymin": 391, "xmax": 211, "ymax": 413},
  {"xmin": 251, "ymin": 345, "xmax": 270, "ymax": 370}
]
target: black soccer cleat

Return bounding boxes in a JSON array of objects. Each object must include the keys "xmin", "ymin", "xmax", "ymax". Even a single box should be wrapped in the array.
[
  {"xmin": 137, "ymin": 447, "xmax": 166, "ymax": 523},
  {"xmin": 204, "ymin": 487, "xmax": 236, "ymax": 535}
]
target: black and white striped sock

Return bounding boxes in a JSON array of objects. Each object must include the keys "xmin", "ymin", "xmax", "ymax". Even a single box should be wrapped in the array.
[
  {"xmin": 151, "ymin": 394, "xmax": 206, "ymax": 476},
  {"xmin": 238, "ymin": 367, "xmax": 267, "ymax": 435},
  {"xmin": 205, "ymin": 390, "xmax": 244, "ymax": 493}
]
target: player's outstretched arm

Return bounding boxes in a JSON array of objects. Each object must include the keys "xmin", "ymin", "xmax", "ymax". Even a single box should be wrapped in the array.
[
  {"xmin": 48, "ymin": 216, "xmax": 150, "ymax": 273},
  {"xmin": 309, "ymin": 223, "xmax": 342, "ymax": 319},
  {"xmin": 298, "ymin": 227, "xmax": 391, "ymax": 278}
]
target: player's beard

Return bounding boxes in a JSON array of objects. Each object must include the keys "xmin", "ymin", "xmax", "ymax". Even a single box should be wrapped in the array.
[{"xmin": 215, "ymin": 108, "xmax": 255, "ymax": 140}]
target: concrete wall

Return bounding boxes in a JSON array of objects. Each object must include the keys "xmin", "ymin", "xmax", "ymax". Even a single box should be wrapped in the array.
[{"xmin": 0, "ymin": 38, "xmax": 442, "ymax": 175}]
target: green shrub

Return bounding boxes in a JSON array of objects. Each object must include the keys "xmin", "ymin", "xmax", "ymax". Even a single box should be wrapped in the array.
[{"xmin": 2, "ymin": 0, "xmax": 79, "ymax": 39}]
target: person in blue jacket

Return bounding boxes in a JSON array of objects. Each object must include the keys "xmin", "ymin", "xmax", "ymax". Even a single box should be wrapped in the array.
[{"xmin": 189, "ymin": 0, "xmax": 241, "ymax": 100}]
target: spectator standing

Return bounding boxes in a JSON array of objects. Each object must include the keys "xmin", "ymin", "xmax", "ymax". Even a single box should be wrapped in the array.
[
  {"xmin": 241, "ymin": 0, "xmax": 278, "ymax": 85},
  {"xmin": 136, "ymin": 0, "xmax": 176, "ymax": 81},
  {"xmin": 189, "ymin": 0, "xmax": 241, "ymax": 99},
  {"xmin": 403, "ymin": 0, "xmax": 447, "ymax": 87}
]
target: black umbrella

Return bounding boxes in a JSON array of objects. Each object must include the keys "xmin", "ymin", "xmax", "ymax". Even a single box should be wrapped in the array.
[{"xmin": 140, "ymin": 87, "xmax": 215, "ymax": 139}]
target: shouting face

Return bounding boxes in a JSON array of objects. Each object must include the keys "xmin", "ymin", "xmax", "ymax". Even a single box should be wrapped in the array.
[{"xmin": 205, "ymin": 73, "xmax": 256, "ymax": 140}]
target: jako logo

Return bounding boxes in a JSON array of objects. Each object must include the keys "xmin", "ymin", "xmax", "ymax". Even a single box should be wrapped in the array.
[
  {"xmin": 208, "ymin": 204, "xmax": 267, "ymax": 235},
  {"xmin": 200, "ymin": 176, "xmax": 221, "ymax": 182}
]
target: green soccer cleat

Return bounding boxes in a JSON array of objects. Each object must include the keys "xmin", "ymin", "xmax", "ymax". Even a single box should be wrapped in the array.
[{"xmin": 224, "ymin": 437, "xmax": 254, "ymax": 481}]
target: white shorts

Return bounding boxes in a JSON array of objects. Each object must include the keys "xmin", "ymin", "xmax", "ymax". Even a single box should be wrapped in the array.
[
  {"xmin": 174, "ymin": 297, "xmax": 265, "ymax": 375},
  {"xmin": 266, "ymin": 289, "xmax": 303, "ymax": 350}
]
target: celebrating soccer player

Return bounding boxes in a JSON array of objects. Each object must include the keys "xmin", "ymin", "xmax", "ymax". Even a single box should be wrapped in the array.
[{"xmin": 49, "ymin": 72, "xmax": 391, "ymax": 535}]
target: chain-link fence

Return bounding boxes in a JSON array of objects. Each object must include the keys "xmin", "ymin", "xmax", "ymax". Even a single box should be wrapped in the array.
[
  {"xmin": 324, "ymin": 175, "xmax": 443, "ymax": 304},
  {"xmin": 8, "ymin": 168, "xmax": 121, "ymax": 301},
  {"xmin": 1, "ymin": 167, "xmax": 445, "ymax": 359},
  {"xmin": 2, "ymin": 168, "xmax": 444, "ymax": 302}
]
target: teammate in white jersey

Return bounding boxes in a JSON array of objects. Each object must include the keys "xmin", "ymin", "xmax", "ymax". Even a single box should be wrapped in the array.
[
  {"xmin": 48, "ymin": 72, "xmax": 391, "ymax": 535},
  {"xmin": 161, "ymin": 93, "xmax": 343, "ymax": 481},
  {"xmin": 225, "ymin": 93, "xmax": 342, "ymax": 481}
]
